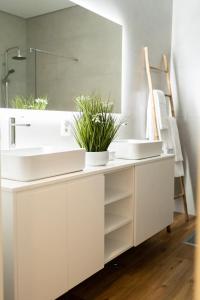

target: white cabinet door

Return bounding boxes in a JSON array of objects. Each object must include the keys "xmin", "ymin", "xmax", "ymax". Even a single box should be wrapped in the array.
[
  {"xmin": 67, "ymin": 175, "xmax": 104, "ymax": 289},
  {"xmin": 15, "ymin": 184, "xmax": 68, "ymax": 300},
  {"xmin": 134, "ymin": 159, "xmax": 174, "ymax": 246}
]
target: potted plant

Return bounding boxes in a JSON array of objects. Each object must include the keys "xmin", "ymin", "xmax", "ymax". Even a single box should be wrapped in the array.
[{"xmin": 73, "ymin": 94, "xmax": 122, "ymax": 166}]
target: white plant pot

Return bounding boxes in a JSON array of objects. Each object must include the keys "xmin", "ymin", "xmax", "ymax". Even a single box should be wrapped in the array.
[{"xmin": 86, "ymin": 151, "xmax": 109, "ymax": 166}]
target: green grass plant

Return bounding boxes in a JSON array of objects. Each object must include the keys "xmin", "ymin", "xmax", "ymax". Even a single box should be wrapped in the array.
[
  {"xmin": 73, "ymin": 95, "xmax": 122, "ymax": 152},
  {"xmin": 11, "ymin": 95, "xmax": 48, "ymax": 110}
]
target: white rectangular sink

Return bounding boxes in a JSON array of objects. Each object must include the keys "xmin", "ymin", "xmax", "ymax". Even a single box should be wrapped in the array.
[
  {"xmin": 1, "ymin": 147, "xmax": 86, "ymax": 182},
  {"xmin": 111, "ymin": 139, "xmax": 163, "ymax": 160}
]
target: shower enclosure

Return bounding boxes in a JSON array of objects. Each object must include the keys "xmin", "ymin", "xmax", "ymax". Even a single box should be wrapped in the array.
[{"xmin": 1, "ymin": 47, "xmax": 78, "ymax": 109}]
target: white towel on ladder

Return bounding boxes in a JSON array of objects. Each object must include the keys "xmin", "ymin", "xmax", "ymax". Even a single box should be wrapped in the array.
[
  {"xmin": 174, "ymin": 161, "xmax": 184, "ymax": 177},
  {"xmin": 167, "ymin": 117, "xmax": 183, "ymax": 162},
  {"xmin": 154, "ymin": 90, "xmax": 172, "ymax": 153},
  {"xmin": 146, "ymin": 94, "xmax": 154, "ymax": 140},
  {"xmin": 167, "ymin": 117, "xmax": 184, "ymax": 177},
  {"xmin": 146, "ymin": 90, "xmax": 171, "ymax": 151},
  {"xmin": 146, "ymin": 90, "xmax": 169, "ymax": 140},
  {"xmin": 146, "ymin": 90, "xmax": 184, "ymax": 177},
  {"xmin": 154, "ymin": 90, "xmax": 168, "ymax": 130}
]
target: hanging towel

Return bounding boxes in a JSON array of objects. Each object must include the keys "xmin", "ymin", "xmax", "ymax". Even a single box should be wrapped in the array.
[
  {"xmin": 167, "ymin": 117, "xmax": 183, "ymax": 162},
  {"xmin": 159, "ymin": 129, "xmax": 172, "ymax": 153},
  {"xmin": 146, "ymin": 90, "xmax": 169, "ymax": 140},
  {"xmin": 153, "ymin": 90, "xmax": 168, "ymax": 130},
  {"xmin": 146, "ymin": 94, "xmax": 155, "ymax": 140},
  {"xmin": 167, "ymin": 117, "xmax": 184, "ymax": 177},
  {"xmin": 146, "ymin": 90, "xmax": 171, "ymax": 152},
  {"xmin": 175, "ymin": 161, "xmax": 184, "ymax": 177},
  {"xmin": 146, "ymin": 90, "xmax": 184, "ymax": 177}
]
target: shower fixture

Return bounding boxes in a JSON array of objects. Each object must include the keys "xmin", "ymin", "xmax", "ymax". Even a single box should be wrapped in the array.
[
  {"xmin": 2, "ymin": 69, "xmax": 15, "ymax": 83},
  {"xmin": 5, "ymin": 46, "xmax": 26, "ymax": 65},
  {"xmin": 2, "ymin": 46, "xmax": 26, "ymax": 107},
  {"xmin": 12, "ymin": 48, "xmax": 26, "ymax": 61},
  {"xmin": 29, "ymin": 47, "xmax": 79, "ymax": 62},
  {"xmin": 29, "ymin": 47, "xmax": 79, "ymax": 99}
]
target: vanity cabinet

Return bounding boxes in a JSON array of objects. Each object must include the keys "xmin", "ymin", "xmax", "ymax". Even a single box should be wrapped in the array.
[
  {"xmin": 2, "ymin": 156, "xmax": 174, "ymax": 300},
  {"xmin": 2, "ymin": 175, "xmax": 104, "ymax": 300}
]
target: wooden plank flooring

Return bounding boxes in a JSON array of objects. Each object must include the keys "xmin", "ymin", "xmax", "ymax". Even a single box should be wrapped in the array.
[{"xmin": 59, "ymin": 213, "xmax": 195, "ymax": 300}]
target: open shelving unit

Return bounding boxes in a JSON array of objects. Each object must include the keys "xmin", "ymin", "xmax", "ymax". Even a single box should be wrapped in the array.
[
  {"xmin": 105, "ymin": 213, "xmax": 132, "ymax": 235},
  {"xmin": 105, "ymin": 238, "xmax": 128, "ymax": 262},
  {"xmin": 104, "ymin": 168, "xmax": 134, "ymax": 263},
  {"xmin": 105, "ymin": 189, "xmax": 132, "ymax": 206},
  {"xmin": 105, "ymin": 224, "xmax": 133, "ymax": 263}
]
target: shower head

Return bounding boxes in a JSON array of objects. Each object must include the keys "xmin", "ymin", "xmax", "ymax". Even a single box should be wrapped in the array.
[
  {"xmin": 8, "ymin": 69, "xmax": 15, "ymax": 74},
  {"xmin": 2, "ymin": 69, "xmax": 15, "ymax": 83},
  {"xmin": 12, "ymin": 49, "xmax": 26, "ymax": 60}
]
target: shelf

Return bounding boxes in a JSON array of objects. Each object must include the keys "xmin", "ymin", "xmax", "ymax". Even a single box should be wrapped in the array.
[
  {"xmin": 104, "ymin": 169, "xmax": 133, "ymax": 263},
  {"xmin": 105, "ymin": 213, "xmax": 132, "ymax": 235},
  {"xmin": 105, "ymin": 237, "xmax": 132, "ymax": 263},
  {"xmin": 105, "ymin": 189, "xmax": 132, "ymax": 206}
]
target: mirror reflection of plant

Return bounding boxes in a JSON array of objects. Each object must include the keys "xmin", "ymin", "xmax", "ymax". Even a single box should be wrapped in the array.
[
  {"xmin": 73, "ymin": 94, "xmax": 122, "ymax": 152},
  {"xmin": 11, "ymin": 95, "xmax": 48, "ymax": 110}
]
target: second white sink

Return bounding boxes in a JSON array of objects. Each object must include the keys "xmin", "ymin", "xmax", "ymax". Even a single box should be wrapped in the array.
[
  {"xmin": 1, "ymin": 147, "xmax": 85, "ymax": 182},
  {"xmin": 111, "ymin": 139, "xmax": 163, "ymax": 160}
]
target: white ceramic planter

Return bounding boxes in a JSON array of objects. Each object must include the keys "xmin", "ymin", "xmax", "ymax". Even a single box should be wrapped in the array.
[{"xmin": 86, "ymin": 151, "xmax": 109, "ymax": 166}]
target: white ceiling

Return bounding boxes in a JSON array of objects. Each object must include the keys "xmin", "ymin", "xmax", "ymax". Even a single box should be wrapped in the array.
[{"xmin": 0, "ymin": 0, "xmax": 76, "ymax": 19}]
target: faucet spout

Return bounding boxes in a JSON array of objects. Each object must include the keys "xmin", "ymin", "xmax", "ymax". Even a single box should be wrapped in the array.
[{"xmin": 9, "ymin": 117, "xmax": 31, "ymax": 147}]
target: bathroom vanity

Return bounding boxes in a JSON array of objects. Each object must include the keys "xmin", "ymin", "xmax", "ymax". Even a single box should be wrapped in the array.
[{"xmin": 2, "ymin": 155, "xmax": 174, "ymax": 300}]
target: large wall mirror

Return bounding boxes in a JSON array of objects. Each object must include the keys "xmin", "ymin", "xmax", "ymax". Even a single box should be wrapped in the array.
[{"xmin": 0, "ymin": 1, "xmax": 122, "ymax": 112}]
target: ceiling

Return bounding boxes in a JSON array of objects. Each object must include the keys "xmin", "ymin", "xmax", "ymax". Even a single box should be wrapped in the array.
[{"xmin": 0, "ymin": 0, "xmax": 76, "ymax": 19}]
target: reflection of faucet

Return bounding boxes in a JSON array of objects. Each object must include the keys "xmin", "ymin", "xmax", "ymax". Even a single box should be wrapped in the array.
[{"xmin": 9, "ymin": 117, "xmax": 31, "ymax": 147}]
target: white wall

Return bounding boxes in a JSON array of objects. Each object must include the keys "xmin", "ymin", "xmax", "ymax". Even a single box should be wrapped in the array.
[{"xmin": 171, "ymin": 0, "xmax": 200, "ymax": 215}]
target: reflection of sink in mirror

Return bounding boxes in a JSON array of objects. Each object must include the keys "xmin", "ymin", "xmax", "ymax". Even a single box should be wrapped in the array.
[
  {"xmin": 111, "ymin": 139, "xmax": 163, "ymax": 160},
  {"xmin": 1, "ymin": 147, "xmax": 86, "ymax": 182}
]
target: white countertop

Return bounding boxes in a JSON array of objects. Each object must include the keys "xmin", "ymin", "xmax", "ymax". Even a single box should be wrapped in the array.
[{"xmin": 1, "ymin": 154, "xmax": 174, "ymax": 192}]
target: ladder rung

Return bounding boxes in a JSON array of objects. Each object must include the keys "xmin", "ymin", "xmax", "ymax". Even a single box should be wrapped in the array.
[
  {"xmin": 150, "ymin": 65, "xmax": 167, "ymax": 73},
  {"xmin": 174, "ymin": 193, "xmax": 185, "ymax": 199},
  {"xmin": 165, "ymin": 94, "xmax": 172, "ymax": 98}
]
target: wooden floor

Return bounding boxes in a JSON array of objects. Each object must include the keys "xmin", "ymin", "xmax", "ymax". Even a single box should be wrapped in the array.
[{"xmin": 59, "ymin": 213, "xmax": 195, "ymax": 300}]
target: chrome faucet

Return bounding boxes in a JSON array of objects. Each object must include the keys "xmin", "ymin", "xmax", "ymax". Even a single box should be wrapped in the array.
[{"xmin": 9, "ymin": 117, "xmax": 31, "ymax": 147}]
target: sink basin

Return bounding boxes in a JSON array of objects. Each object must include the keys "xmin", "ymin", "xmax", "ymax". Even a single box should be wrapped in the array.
[
  {"xmin": 111, "ymin": 139, "xmax": 163, "ymax": 160},
  {"xmin": 1, "ymin": 147, "xmax": 86, "ymax": 181}
]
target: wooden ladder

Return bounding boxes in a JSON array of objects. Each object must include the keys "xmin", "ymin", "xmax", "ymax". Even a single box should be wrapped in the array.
[{"xmin": 144, "ymin": 46, "xmax": 189, "ymax": 225}]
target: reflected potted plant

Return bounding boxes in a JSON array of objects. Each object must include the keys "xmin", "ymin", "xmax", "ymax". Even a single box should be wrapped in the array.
[
  {"xmin": 73, "ymin": 94, "xmax": 122, "ymax": 166},
  {"xmin": 11, "ymin": 95, "xmax": 48, "ymax": 110}
]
